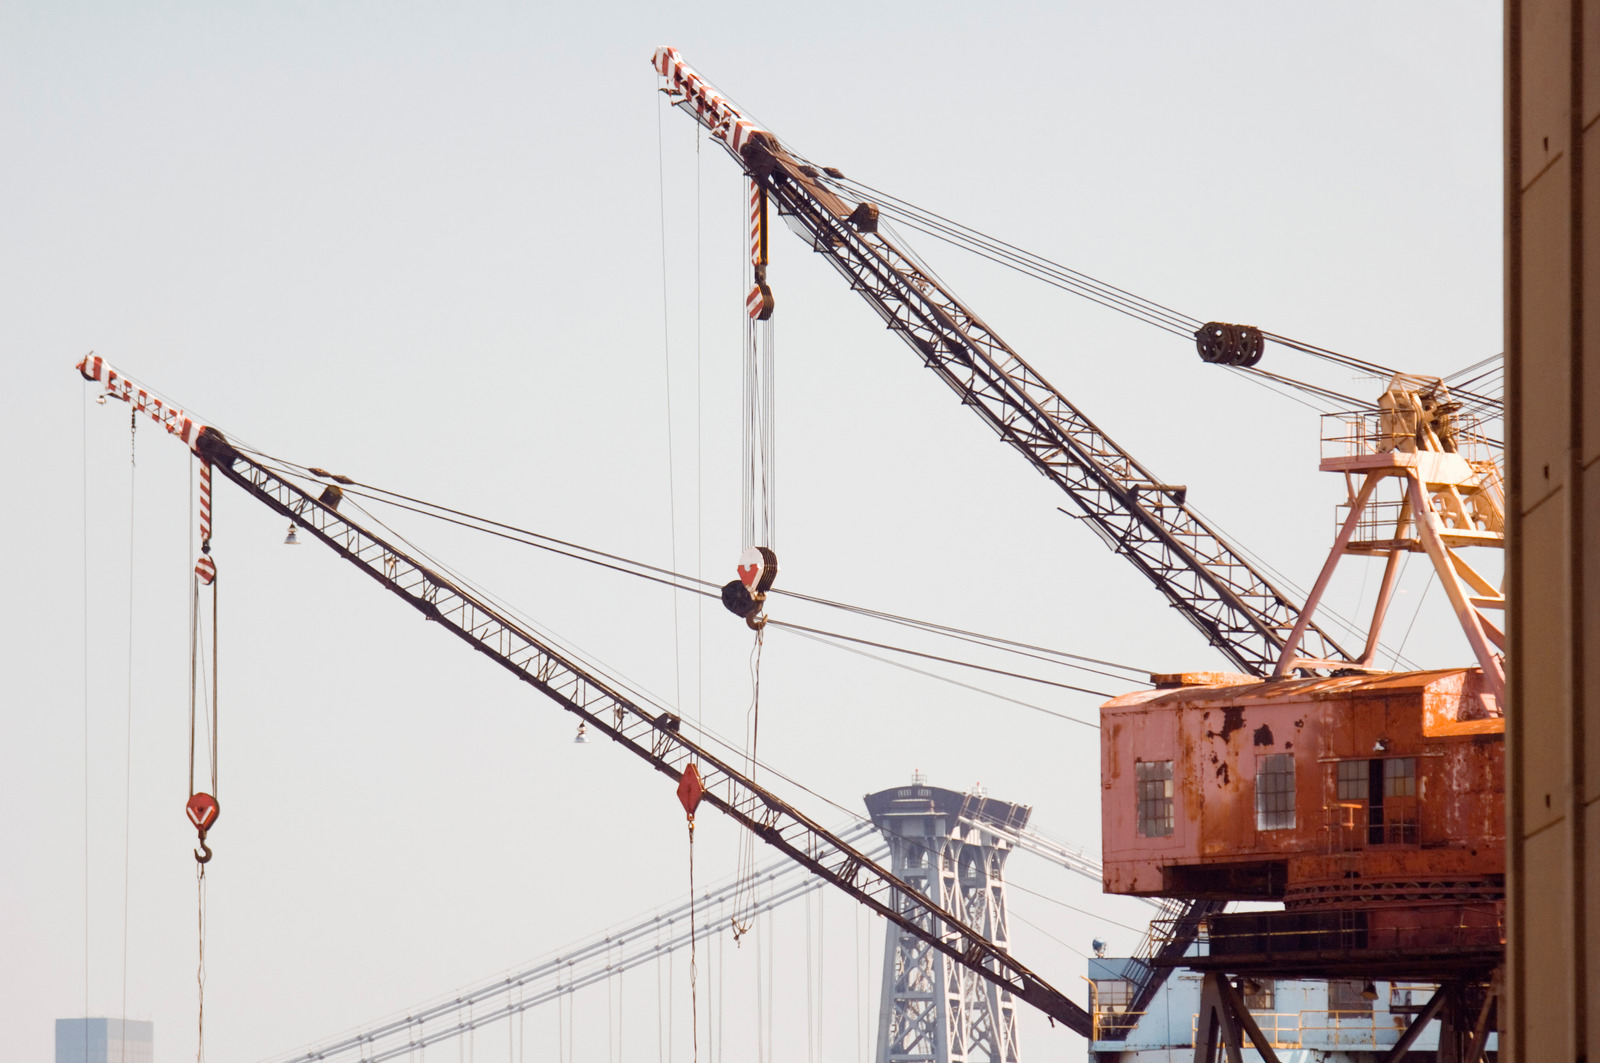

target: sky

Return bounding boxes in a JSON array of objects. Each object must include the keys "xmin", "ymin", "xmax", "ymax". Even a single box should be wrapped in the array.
[{"xmin": 2, "ymin": 3, "xmax": 1502, "ymax": 1061}]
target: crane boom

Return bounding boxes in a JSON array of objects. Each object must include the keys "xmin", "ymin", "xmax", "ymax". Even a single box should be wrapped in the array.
[
  {"xmin": 652, "ymin": 46, "xmax": 1352, "ymax": 677},
  {"xmin": 111, "ymin": 414, "xmax": 1088, "ymax": 1034}
]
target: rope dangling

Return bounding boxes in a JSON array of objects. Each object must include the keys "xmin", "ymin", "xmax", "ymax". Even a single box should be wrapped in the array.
[
  {"xmin": 187, "ymin": 457, "xmax": 221, "ymax": 1063},
  {"xmin": 188, "ymin": 458, "xmax": 220, "ymax": 863},
  {"xmin": 730, "ymin": 626, "xmax": 765, "ymax": 941},
  {"xmin": 723, "ymin": 177, "xmax": 779, "ymax": 631},
  {"xmin": 677, "ymin": 763, "xmax": 705, "ymax": 1063}
]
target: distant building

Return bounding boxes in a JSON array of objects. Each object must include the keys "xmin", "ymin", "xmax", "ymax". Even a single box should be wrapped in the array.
[{"xmin": 55, "ymin": 1019, "xmax": 153, "ymax": 1063}]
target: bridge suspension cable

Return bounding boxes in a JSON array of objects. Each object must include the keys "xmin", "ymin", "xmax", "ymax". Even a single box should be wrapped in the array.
[{"xmin": 263, "ymin": 809, "xmax": 1128, "ymax": 1063}]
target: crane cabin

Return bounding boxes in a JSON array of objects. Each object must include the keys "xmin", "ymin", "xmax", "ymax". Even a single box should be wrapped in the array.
[{"xmin": 1099, "ymin": 374, "xmax": 1506, "ymax": 980}]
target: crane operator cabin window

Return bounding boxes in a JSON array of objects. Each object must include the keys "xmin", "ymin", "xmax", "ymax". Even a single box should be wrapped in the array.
[
  {"xmin": 1135, "ymin": 760, "xmax": 1174, "ymax": 837},
  {"xmin": 1335, "ymin": 756, "xmax": 1419, "ymax": 845},
  {"xmin": 1255, "ymin": 753, "xmax": 1296, "ymax": 830}
]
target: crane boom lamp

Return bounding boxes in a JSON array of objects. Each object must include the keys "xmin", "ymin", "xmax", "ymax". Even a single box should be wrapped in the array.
[{"xmin": 79, "ymin": 358, "xmax": 1092, "ymax": 1037}]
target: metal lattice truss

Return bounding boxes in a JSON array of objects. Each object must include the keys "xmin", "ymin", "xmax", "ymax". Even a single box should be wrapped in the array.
[
  {"xmin": 189, "ymin": 429, "xmax": 1092, "ymax": 1036},
  {"xmin": 877, "ymin": 822, "xmax": 1022, "ymax": 1063},
  {"xmin": 653, "ymin": 47, "xmax": 1352, "ymax": 678}
]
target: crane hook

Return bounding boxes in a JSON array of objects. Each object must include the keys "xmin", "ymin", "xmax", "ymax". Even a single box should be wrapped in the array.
[{"xmin": 194, "ymin": 830, "xmax": 213, "ymax": 865}]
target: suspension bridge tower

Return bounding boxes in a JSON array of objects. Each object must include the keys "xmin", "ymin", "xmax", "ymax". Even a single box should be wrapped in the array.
[{"xmin": 866, "ymin": 777, "xmax": 1028, "ymax": 1063}]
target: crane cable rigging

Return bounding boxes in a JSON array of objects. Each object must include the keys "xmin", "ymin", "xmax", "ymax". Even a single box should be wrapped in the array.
[
  {"xmin": 187, "ymin": 456, "xmax": 221, "ymax": 1063},
  {"xmin": 241, "ymin": 457, "xmax": 1152, "ymax": 686},
  {"xmin": 78, "ymin": 355, "xmax": 224, "ymax": 1061},
  {"xmin": 732, "ymin": 169, "xmax": 777, "ymax": 945},
  {"xmin": 821, "ymin": 171, "xmax": 1504, "ymax": 418}
]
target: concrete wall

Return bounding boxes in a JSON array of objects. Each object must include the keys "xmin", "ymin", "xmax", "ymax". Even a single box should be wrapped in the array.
[{"xmin": 1505, "ymin": 0, "xmax": 1600, "ymax": 1057}]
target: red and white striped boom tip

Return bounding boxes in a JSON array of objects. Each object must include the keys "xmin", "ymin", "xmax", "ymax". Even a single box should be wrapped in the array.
[
  {"xmin": 77, "ymin": 354, "xmax": 206, "ymax": 452},
  {"xmin": 651, "ymin": 47, "xmax": 769, "ymax": 160}
]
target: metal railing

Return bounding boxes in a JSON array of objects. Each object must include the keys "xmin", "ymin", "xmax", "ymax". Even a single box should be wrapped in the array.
[{"xmin": 1320, "ymin": 408, "xmax": 1494, "ymax": 465}]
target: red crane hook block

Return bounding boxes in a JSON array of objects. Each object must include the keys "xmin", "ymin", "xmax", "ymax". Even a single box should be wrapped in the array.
[
  {"xmin": 187, "ymin": 792, "xmax": 220, "ymax": 831},
  {"xmin": 677, "ymin": 763, "xmax": 704, "ymax": 823},
  {"xmin": 187, "ymin": 792, "xmax": 220, "ymax": 864}
]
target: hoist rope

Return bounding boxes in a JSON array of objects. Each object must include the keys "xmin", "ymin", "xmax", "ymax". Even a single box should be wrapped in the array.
[
  {"xmin": 687, "ymin": 822, "xmax": 700, "ymax": 1063},
  {"xmin": 120, "ymin": 410, "xmax": 136, "ymax": 1063},
  {"xmin": 814, "ymin": 891, "xmax": 824, "ymax": 1062},
  {"xmin": 853, "ymin": 903, "xmax": 862, "ymax": 1063},
  {"xmin": 730, "ymin": 629, "xmax": 765, "ymax": 939},
  {"xmin": 196, "ymin": 864, "xmax": 208, "ymax": 1062},
  {"xmin": 657, "ymin": 84, "xmax": 687, "ymax": 722},
  {"xmin": 753, "ymin": 907, "xmax": 765, "ymax": 1063},
  {"xmin": 188, "ymin": 455, "xmax": 220, "ymax": 1063},
  {"xmin": 716, "ymin": 931, "xmax": 725, "ymax": 1063},
  {"xmin": 81, "ymin": 381, "xmax": 92, "ymax": 1063},
  {"xmin": 696, "ymin": 129, "xmax": 706, "ymax": 733},
  {"xmin": 764, "ymin": 906, "xmax": 774, "ymax": 1063},
  {"xmin": 666, "ymin": 932, "xmax": 673, "ymax": 1063},
  {"xmin": 804, "ymin": 891, "xmax": 814, "ymax": 1063}
]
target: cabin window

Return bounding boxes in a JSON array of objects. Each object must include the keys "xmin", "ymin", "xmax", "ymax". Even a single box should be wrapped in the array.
[
  {"xmin": 1091, "ymin": 978, "xmax": 1138, "ymax": 1038},
  {"xmin": 1255, "ymin": 753, "xmax": 1296, "ymax": 830},
  {"xmin": 1241, "ymin": 978, "xmax": 1276, "ymax": 1011},
  {"xmin": 1332, "ymin": 757, "xmax": 1418, "ymax": 845},
  {"xmin": 1336, "ymin": 759, "xmax": 1369, "ymax": 801},
  {"xmin": 1328, "ymin": 978, "xmax": 1374, "ymax": 1014},
  {"xmin": 1382, "ymin": 757, "xmax": 1418, "ymax": 844},
  {"xmin": 1093, "ymin": 978, "xmax": 1133, "ymax": 1012},
  {"xmin": 1135, "ymin": 760, "xmax": 1174, "ymax": 837}
]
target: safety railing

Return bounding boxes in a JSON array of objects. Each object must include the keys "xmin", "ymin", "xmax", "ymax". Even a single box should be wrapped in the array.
[
  {"xmin": 1187, "ymin": 1009, "xmax": 1413, "ymax": 1050},
  {"xmin": 1138, "ymin": 914, "xmax": 1212, "ymax": 955},
  {"xmin": 1295, "ymin": 1009, "xmax": 1409, "ymax": 1049},
  {"xmin": 1320, "ymin": 408, "xmax": 1493, "ymax": 465},
  {"xmin": 1090, "ymin": 1007, "xmax": 1145, "ymax": 1040},
  {"xmin": 1190, "ymin": 1010, "xmax": 1305, "ymax": 1049}
]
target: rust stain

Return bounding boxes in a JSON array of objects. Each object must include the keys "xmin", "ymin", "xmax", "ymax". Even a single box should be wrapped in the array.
[
  {"xmin": 1100, "ymin": 665, "xmax": 1504, "ymax": 906},
  {"xmin": 1214, "ymin": 705, "xmax": 1246, "ymax": 742}
]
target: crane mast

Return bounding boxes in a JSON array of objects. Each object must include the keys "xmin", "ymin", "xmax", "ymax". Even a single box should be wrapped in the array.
[
  {"xmin": 75, "ymin": 354, "xmax": 1091, "ymax": 1036},
  {"xmin": 652, "ymin": 47, "xmax": 1353, "ymax": 678}
]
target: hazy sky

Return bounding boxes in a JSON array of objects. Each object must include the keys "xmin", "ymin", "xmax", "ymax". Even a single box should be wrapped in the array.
[{"xmin": 3, "ymin": 3, "xmax": 1501, "ymax": 1060}]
